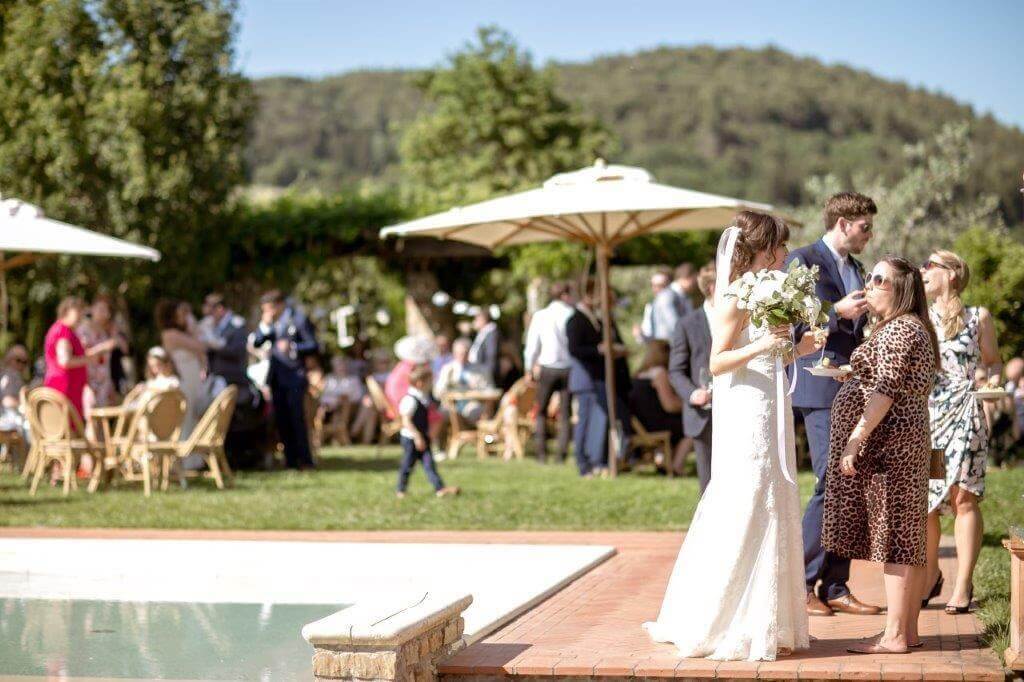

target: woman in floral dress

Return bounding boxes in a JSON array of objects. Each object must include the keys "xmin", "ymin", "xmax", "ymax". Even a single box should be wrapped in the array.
[{"xmin": 920, "ymin": 250, "xmax": 1001, "ymax": 614}]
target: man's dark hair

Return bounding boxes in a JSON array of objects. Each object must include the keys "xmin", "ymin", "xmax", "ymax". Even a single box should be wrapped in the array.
[
  {"xmin": 260, "ymin": 289, "xmax": 285, "ymax": 306},
  {"xmin": 824, "ymin": 192, "xmax": 877, "ymax": 231},
  {"xmin": 674, "ymin": 263, "xmax": 696, "ymax": 280},
  {"xmin": 549, "ymin": 281, "xmax": 571, "ymax": 300},
  {"xmin": 204, "ymin": 292, "xmax": 226, "ymax": 309}
]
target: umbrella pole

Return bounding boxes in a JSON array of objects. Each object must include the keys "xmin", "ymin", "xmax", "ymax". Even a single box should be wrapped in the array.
[{"xmin": 596, "ymin": 244, "xmax": 619, "ymax": 478}]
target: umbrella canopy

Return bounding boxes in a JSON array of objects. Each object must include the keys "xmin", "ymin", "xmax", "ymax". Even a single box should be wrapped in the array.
[
  {"xmin": 380, "ymin": 160, "xmax": 775, "ymax": 248},
  {"xmin": 380, "ymin": 160, "xmax": 784, "ymax": 477},
  {"xmin": 0, "ymin": 198, "xmax": 161, "ymax": 269}
]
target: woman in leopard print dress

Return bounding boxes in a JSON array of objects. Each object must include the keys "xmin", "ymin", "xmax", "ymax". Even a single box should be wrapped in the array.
[{"xmin": 822, "ymin": 257, "xmax": 940, "ymax": 655}]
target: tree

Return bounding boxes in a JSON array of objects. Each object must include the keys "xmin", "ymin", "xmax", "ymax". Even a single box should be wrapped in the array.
[
  {"xmin": 399, "ymin": 26, "xmax": 614, "ymax": 208},
  {"xmin": 793, "ymin": 122, "xmax": 1004, "ymax": 265},
  {"xmin": 0, "ymin": 0, "xmax": 252, "ymax": 349},
  {"xmin": 953, "ymin": 226, "xmax": 1024, "ymax": 358}
]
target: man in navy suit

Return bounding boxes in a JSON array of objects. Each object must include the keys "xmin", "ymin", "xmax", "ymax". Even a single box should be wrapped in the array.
[
  {"xmin": 668, "ymin": 262, "xmax": 715, "ymax": 493},
  {"xmin": 252, "ymin": 290, "xmax": 319, "ymax": 470},
  {"xmin": 786, "ymin": 192, "xmax": 879, "ymax": 617}
]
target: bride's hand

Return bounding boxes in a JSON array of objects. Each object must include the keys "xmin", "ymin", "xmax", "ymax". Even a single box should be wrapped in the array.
[{"xmin": 755, "ymin": 325, "xmax": 792, "ymax": 355}]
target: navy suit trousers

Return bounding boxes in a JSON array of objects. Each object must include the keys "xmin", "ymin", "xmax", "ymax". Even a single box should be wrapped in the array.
[
  {"xmin": 798, "ymin": 406, "xmax": 851, "ymax": 600},
  {"xmin": 272, "ymin": 382, "xmax": 314, "ymax": 469}
]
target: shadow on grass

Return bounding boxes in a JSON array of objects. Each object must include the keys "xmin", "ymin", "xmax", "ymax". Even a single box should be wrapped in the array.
[{"xmin": 314, "ymin": 456, "xmax": 400, "ymax": 472}]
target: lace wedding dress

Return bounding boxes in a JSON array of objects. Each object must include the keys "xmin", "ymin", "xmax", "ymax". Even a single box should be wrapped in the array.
[{"xmin": 643, "ymin": 320, "xmax": 809, "ymax": 661}]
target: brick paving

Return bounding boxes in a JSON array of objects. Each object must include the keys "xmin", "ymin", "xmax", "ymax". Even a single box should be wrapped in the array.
[{"xmin": 0, "ymin": 528, "xmax": 1006, "ymax": 681}]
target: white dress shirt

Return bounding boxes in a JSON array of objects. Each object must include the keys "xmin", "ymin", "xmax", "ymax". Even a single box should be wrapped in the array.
[
  {"xmin": 822, "ymin": 237, "xmax": 860, "ymax": 295},
  {"xmin": 524, "ymin": 300, "xmax": 575, "ymax": 370}
]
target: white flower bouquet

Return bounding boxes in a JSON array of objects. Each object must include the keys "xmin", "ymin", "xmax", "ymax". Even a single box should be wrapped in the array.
[{"xmin": 727, "ymin": 262, "xmax": 831, "ymax": 331}]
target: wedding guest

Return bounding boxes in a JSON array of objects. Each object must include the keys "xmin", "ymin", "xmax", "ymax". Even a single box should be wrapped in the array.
[
  {"xmin": 0, "ymin": 344, "xmax": 29, "ymax": 439},
  {"xmin": 433, "ymin": 337, "xmax": 493, "ymax": 426},
  {"xmin": 787, "ymin": 191, "xmax": 878, "ymax": 618},
  {"xmin": 44, "ymin": 297, "xmax": 117, "ymax": 423},
  {"xmin": 432, "ymin": 335, "xmax": 453, "ymax": 376},
  {"xmin": 668, "ymin": 262, "xmax": 716, "ymax": 491},
  {"xmin": 77, "ymin": 294, "xmax": 127, "ymax": 412},
  {"xmin": 670, "ymin": 262, "xmax": 699, "ymax": 314},
  {"xmin": 396, "ymin": 365, "xmax": 460, "ymax": 499},
  {"xmin": 567, "ymin": 278, "xmax": 631, "ymax": 477},
  {"xmin": 128, "ymin": 346, "xmax": 181, "ymax": 408},
  {"xmin": 636, "ymin": 270, "xmax": 670, "ymax": 342},
  {"xmin": 157, "ymin": 300, "xmax": 208, "ymax": 437},
  {"xmin": 628, "ymin": 340, "xmax": 684, "ymax": 467},
  {"xmin": 920, "ymin": 250, "xmax": 1001, "ymax": 614},
  {"xmin": 1005, "ymin": 358, "xmax": 1024, "ymax": 444},
  {"xmin": 252, "ymin": 290, "xmax": 319, "ymax": 470},
  {"xmin": 320, "ymin": 355, "xmax": 377, "ymax": 444},
  {"xmin": 824, "ymin": 256, "xmax": 941, "ymax": 654},
  {"xmin": 468, "ymin": 309, "xmax": 500, "ymax": 384},
  {"xmin": 523, "ymin": 280, "xmax": 576, "ymax": 463},
  {"xmin": 200, "ymin": 293, "xmax": 249, "ymax": 387}
]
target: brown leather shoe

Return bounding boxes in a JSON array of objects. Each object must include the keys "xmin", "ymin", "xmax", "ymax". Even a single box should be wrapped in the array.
[
  {"xmin": 806, "ymin": 592, "xmax": 833, "ymax": 617},
  {"xmin": 827, "ymin": 593, "xmax": 882, "ymax": 615}
]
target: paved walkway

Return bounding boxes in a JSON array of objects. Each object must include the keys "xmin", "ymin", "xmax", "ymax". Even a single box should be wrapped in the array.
[{"xmin": 0, "ymin": 528, "xmax": 1006, "ymax": 681}]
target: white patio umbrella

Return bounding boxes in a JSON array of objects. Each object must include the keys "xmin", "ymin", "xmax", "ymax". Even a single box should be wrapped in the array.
[
  {"xmin": 0, "ymin": 197, "xmax": 161, "ymax": 334},
  {"xmin": 380, "ymin": 160, "xmax": 783, "ymax": 476}
]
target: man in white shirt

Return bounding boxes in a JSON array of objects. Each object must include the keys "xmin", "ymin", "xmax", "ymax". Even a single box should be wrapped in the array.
[
  {"xmin": 524, "ymin": 281, "xmax": 577, "ymax": 463},
  {"xmin": 434, "ymin": 337, "xmax": 493, "ymax": 424},
  {"xmin": 637, "ymin": 270, "xmax": 670, "ymax": 342}
]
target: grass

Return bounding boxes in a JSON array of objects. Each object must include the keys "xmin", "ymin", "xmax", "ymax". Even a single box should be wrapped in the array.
[{"xmin": 2, "ymin": 446, "xmax": 1021, "ymax": 657}]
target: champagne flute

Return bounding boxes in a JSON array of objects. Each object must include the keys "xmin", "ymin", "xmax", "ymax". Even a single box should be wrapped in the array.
[{"xmin": 699, "ymin": 367, "xmax": 713, "ymax": 410}]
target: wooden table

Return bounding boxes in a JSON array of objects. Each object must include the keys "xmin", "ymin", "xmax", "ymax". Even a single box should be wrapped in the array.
[{"xmin": 87, "ymin": 404, "xmax": 135, "ymax": 492}]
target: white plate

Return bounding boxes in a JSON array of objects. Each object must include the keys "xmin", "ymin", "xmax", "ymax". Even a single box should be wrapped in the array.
[
  {"xmin": 973, "ymin": 389, "xmax": 1008, "ymax": 401},
  {"xmin": 805, "ymin": 366, "xmax": 852, "ymax": 378}
]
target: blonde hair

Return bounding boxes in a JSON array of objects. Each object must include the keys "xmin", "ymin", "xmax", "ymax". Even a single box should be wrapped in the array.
[{"xmin": 931, "ymin": 250, "xmax": 970, "ymax": 341}]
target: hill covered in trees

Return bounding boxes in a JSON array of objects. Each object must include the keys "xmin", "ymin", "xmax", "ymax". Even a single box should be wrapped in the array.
[{"xmin": 248, "ymin": 45, "xmax": 1024, "ymax": 221}]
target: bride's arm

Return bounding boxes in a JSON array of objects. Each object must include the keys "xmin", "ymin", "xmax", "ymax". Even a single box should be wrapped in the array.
[{"xmin": 709, "ymin": 298, "xmax": 788, "ymax": 376}]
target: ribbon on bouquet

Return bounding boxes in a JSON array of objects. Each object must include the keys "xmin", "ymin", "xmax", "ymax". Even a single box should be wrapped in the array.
[{"xmin": 774, "ymin": 332, "xmax": 800, "ymax": 486}]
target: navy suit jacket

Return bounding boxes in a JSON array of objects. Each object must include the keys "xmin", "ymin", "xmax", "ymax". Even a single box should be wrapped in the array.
[
  {"xmin": 785, "ymin": 239, "xmax": 867, "ymax": 409},
  {"xmin": 207, "ymin": 312, "xmax": 249, "ymax": 386},
  {"xmin": 566, "ymin": 308, "xmax": 631, "ymax": 399},
  {"xmin": 251, "ymin": 305, "xmax": 318, "ymax": 389},
  {"xmin": 668, "ymin": 307, "xmax": 712, "ymax": 437}
]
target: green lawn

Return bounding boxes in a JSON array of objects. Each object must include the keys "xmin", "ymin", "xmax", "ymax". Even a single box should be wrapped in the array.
[{"xmin": 2, "ymin": 446, "xmax": 1021, "ymax": 656}]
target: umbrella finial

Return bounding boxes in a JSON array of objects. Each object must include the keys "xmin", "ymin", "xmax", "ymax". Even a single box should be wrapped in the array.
[{"xmin": 594, "ymin": 158, "xmax": 607, "ymax": 169}]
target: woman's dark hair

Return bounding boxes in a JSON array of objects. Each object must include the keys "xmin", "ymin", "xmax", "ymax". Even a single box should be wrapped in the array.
[
  {"xmin": 638, "ymin": 340, "xmax": 671, "ymax": 374},
  {"xmin": 730, "ymin": 210, "xmax": 790, "ymax": 281},
  {"xmin": 876, "ymin": 256, "xmax": 941, "ymax": 369},
  {"xmin": 154, "ymin": 299, "xmax": 185, "ymax": 332}
]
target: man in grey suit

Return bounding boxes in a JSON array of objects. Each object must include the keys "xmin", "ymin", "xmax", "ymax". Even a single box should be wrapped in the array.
[
  {"xmin": 468, "ymin": 309, "xmax": 500, "ymax": 385},
  {"xmin": 668, "ymin": 263, "xmax": 716, "ymax": 493},
  {"xmin": 201, "ymin": 293, "xmax": 249, "ymax": 386}
]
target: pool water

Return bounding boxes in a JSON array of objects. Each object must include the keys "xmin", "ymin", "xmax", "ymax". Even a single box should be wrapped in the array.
[{"xmin": 0, "ymin": 598, "xmax": 347, "ymax": 680}]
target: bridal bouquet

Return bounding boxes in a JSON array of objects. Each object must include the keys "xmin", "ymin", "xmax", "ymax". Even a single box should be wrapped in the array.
[{"xmin": 727, "ymin": 262, "xmax": 830, "ymax": 330}]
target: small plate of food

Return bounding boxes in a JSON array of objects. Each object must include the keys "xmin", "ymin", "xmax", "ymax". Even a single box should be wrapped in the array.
[
  {"xmin": 972, "ymin": 387, "xmax": 1009, "ymax": 401},
  {"xmin": 805, "ymin": 357, "xmax": 853, "ymax": 379}
]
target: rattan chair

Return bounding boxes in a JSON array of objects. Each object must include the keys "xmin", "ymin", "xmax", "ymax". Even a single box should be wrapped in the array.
[
  {"xmin": 26, "ymin": 387, "xmax": 99, "ymax": 496},
  {"xmin": 365, "ymin": 376, "xmax": 401, "ymax": 446},
  {"xmin": 122, "ymin": 388, "xmax": 186, "ymax": 497},
  {"xmin": 160, "ymin": 385, "xmax": 237, "ymax": 491},
  {"xmin": 630, "ymin": 417, "xmax": 674, "ymax": 477},
  {"xmin": 475, "ymin": 378, "xmax": 536, "ymax": 460}
]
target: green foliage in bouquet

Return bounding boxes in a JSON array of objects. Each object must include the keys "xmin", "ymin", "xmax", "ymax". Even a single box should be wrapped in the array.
[{"xmin": 728, "ymin": 262, "xmax": 831, "ymax": 329}]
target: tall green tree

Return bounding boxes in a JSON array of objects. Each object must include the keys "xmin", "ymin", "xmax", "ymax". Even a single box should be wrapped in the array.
[
  {"xmin": 399, "ymin": 26, "xmax": 614, "ymax": 208},
  {"xmin": 0, "ymin": 0, "xmax": 252, "ymax": 347}
]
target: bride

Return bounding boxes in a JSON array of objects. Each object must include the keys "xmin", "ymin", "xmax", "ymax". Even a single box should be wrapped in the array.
[{"xmin": 643, "ymin": 210, "xmax": 824, "ymax": 661}]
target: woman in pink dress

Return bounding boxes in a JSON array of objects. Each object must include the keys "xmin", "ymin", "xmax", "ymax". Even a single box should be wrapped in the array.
[{"xmin": 43, "ymin": 297, "xmax": 117, "ymax": 427}]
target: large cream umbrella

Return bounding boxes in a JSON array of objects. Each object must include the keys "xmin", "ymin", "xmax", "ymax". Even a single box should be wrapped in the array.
[
  {"xmin": 381, "ymin": 160, "xmax": 780, "ymax": 476},
  {"xmin": 0, "ymin": 197, "xmax": 161, "ymax": 333}
]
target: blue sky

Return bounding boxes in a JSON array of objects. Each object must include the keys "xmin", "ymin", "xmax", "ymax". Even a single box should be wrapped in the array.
[{"xmin": 236, "ymin": 1, "xmax": 1024, "ymax": 128}]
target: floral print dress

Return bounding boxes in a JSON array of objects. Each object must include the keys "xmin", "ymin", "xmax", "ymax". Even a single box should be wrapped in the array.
[{"xmin": 928, "ymin": 307, "xmax": 988, "ymax": 514}]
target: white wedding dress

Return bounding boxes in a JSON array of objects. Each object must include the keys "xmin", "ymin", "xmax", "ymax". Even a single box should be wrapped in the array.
[{"xmin": 643, "ymin": 320, "xmax": 809, "ymax": 661}]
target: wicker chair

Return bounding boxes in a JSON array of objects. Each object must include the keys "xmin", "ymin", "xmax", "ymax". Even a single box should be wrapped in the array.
[
  {"xmin": 26, "ymin": 387, "xmax": 100, "ymax": 496},
  {"xmin": 365, "ymin": 376, "xmax": 401, "ymax": 446},
  {"xmin": 160, "ymin": 385, "xmax": 237, "ymax": 491},
  {"xmin": 121, "ymin": 388, "xmax": 187, "ymax": 497},
  {"xmin": 629, "ymin": 417, "xmax": 675, "ymax": 477},
  {"xmin": 476, "ymin": 378, "xmax": 536, "ymax": 460}
]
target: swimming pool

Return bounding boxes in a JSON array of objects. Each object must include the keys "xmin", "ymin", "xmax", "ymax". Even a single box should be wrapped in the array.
[{"xmin": 0, "ymin": 537, "xmax": 614, "ymax": 680}]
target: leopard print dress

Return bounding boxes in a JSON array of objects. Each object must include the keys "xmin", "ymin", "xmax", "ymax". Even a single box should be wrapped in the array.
[{"xmin": 822, "ymin": 314, "xmax": 936, "ymax": 566}]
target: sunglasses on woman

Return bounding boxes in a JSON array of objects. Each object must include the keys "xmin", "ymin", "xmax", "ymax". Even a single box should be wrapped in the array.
[{"xmin": 866, "ymin": 272, "xmax": 892, "ymax": 289}]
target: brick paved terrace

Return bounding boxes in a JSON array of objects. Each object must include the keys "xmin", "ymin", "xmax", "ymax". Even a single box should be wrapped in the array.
[{"xmin": 0, "ymin": 528, "xmax": 1007, "ymax": 681}]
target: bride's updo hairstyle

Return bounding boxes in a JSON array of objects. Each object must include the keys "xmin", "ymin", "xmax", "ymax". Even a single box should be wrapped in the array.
[{"xmin": 729, "ymin": 210, "xmax": 790, "ymax": 282}]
